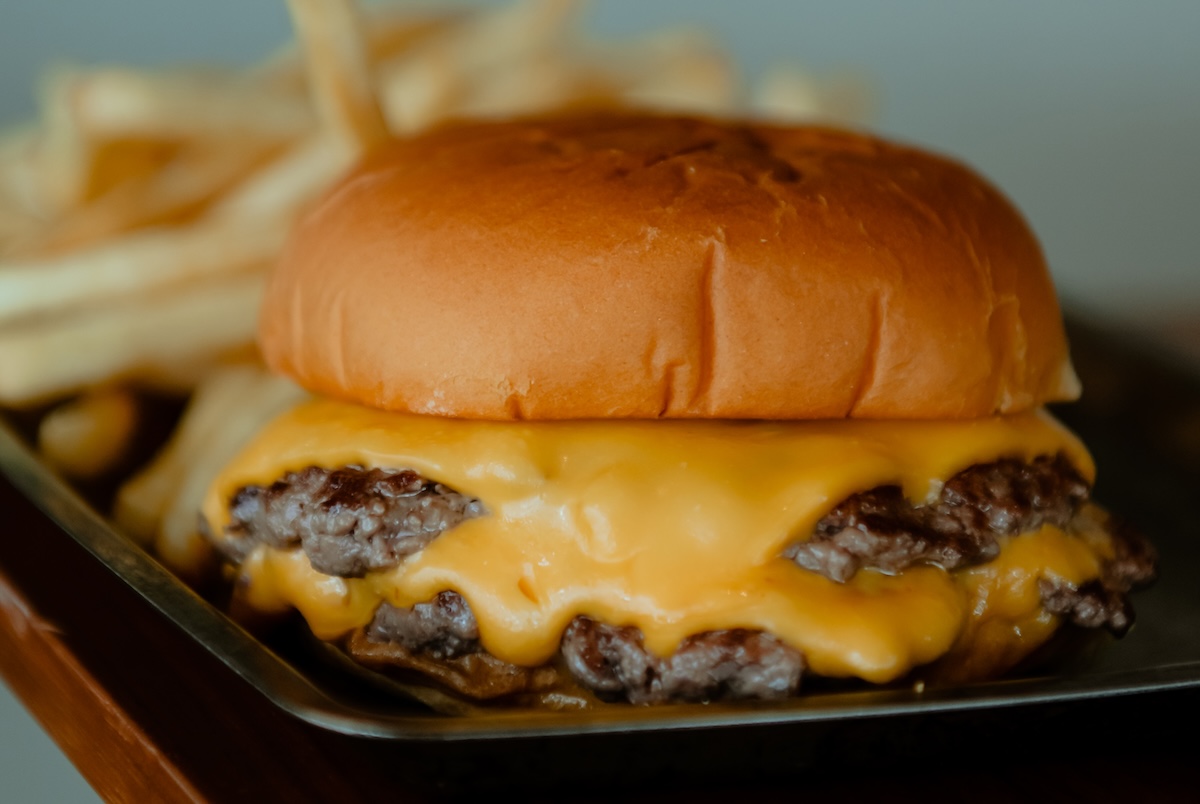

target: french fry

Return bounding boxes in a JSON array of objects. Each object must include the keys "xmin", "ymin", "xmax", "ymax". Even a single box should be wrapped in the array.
[
  {"xmin": 0, "ymin": 214, "xmax": 284, "ymax": 323},
  {"xmin": 37, "ymin": 387, "xmax": 139, "ymax": 480},
  {"xmin": 452, "ymin": 27, "xmax": 737, "ymax": 121},
  {"xmin": 66, "ymin": 67, "xmax": 312, "ymax": 143},
  {"xmin": 205, "ymin": 133, "xmax": 351, "ymax": 222},
  {"xmin": 453, "ymin": 51, "xmax": 597, "ymax": 118},
  {"xmin": 26, "ymin": 137, "xmax": 286, "ymax": 253},
  {"xmin": 155, "ymin": 368, "xmax": 307, "ymax": 575},
  {"xmin": 751, "ymin": 65, "xmax": 827, "ymax": 121},
  {"xmin": 114, "ymin": 363, "xmax": 266, "ymax": 546},
  {"xmin": 0, "ymin": 123, "xmax": 48, "ymax": 218},
  {"xmin": 37, "ymin": 68, "xmax": 181, "ymax": 213},
  {"xmin": 124, "ymin": 344, "xmax": 263, "ymax": 399},
  {"xmin": 0, "ymin": 271, "xmax": 264, "ymax": 406},
  {"xmin": 0, "ymin": 202, "xmax": 41, "ymax": 257},
  {"xmin": 0, "ymin": 130, "xmax": 45, "ymax": 253},
  {"xmin": 286, "ymin": 0, "xmax": 389, "ymax": 154},
  {"xmin": 367, "ymin": 7, "xmax": 465, "ymax": 64},
  {"xmin": 34, "ymin": 66, "xmax": 313, "ymax": 214},
  {"xmin": 751, "ymin": 65, "xmax": 873, "ymax": 124},
  {"xmin": 378, "ymin": 0, "xmax": 581, "ymax": 133},
  {"xmin": 33, "ymin": 67, "xmax": 93, "ymax": 214},
  {"xmin": 610, "ymin": 29, "xmax": 737, "ymax": 114},
  {"xmin": 253, "ymin": 4, "xmax": 458, "ymax": 94}
]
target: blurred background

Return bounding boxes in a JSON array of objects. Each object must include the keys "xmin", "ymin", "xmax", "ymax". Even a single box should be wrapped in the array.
[
  {"xmin": 1, "ymin": 1, "xmax": 1197, "ymax": 800},
  {"xmin": 3, "ymin": 0, "xmax": 1198, "ymax": 317}
]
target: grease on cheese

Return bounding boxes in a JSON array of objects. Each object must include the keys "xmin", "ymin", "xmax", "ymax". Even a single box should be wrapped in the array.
[{"xmin": 203, "ymin": 398, "xmax": 1102, "ymax": 682}]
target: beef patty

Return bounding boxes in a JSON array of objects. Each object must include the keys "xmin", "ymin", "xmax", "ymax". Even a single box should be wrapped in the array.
[
  {"xmin": 784, "ymin": 455, "xmax": 1090, "ymax": 582},
  {"xmin": 213, "ymin": 455, "xmax": 1154, "ymax": 703},
  {"xmin": 216, "ymin": 466, "xmax": 485, "ymax": 577}
]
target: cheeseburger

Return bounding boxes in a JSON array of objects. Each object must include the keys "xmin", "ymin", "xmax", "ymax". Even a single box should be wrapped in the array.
[{"xmin": 201, "ymin": 113, "xmax": 1155, "ymax": 707}]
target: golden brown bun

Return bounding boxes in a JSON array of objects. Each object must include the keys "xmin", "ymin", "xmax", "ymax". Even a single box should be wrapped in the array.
[{"xmin": 260, "ymin": 113, "xmax": 1079, "ymax": 420}]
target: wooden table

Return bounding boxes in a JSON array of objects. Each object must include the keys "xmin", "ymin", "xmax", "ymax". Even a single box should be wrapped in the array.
[{"xmin": 2, "ymin": 317, "xmax": 1198, "ymax": 803}]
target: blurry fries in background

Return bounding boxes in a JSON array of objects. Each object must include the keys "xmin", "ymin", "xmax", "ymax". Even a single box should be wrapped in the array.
[{"xmin": 0, "ymin": 0, "xmax": 866, "ymax": 574}]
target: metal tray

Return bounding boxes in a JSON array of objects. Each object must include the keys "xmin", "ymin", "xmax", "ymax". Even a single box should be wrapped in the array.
[{"xmin": 2, "ymin": 314, "xmax": 1198, "ymax": 742}]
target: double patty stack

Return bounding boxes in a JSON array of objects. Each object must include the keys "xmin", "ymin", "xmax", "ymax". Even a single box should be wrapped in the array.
[{"xmin": 200, "ymin": 113, "xmax": 1155, "ymax": 707}]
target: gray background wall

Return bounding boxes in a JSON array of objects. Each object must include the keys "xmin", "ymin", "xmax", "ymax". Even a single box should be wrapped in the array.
[{"xmin": 1, "ymin": 2, "xmax": 1198, "ymax": 800}]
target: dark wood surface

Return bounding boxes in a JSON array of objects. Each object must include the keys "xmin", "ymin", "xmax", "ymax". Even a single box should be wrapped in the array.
[{"xmin": 2, "ymin": 322, "xmax": 1200, "ymax": 802}]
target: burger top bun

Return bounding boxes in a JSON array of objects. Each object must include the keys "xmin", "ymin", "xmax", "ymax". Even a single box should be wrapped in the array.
[{"xmin": 259, "ymin": 112, "xmax": 1080, "ymax": 420}]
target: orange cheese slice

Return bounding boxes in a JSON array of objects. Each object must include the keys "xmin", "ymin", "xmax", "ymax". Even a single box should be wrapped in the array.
[{"xmin": 204, "ymin": 398, "xmax": 1103, "ymax": 682}]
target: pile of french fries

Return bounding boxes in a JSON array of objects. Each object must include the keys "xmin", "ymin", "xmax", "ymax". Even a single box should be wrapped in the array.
[{"xmin": 0, "ymin": 0, "xmax": 866, "ymax": 577}]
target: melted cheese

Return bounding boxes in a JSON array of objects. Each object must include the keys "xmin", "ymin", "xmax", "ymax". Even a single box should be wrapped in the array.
[{"xmin": 203, "ymin": 398, "xmax": 1102, "ymax": 682}]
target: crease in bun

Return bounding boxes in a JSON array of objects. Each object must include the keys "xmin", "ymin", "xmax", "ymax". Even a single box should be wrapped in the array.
[{"xmin": 259, "ymin": 112, "xmax": 1077, "ymax": 420}]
